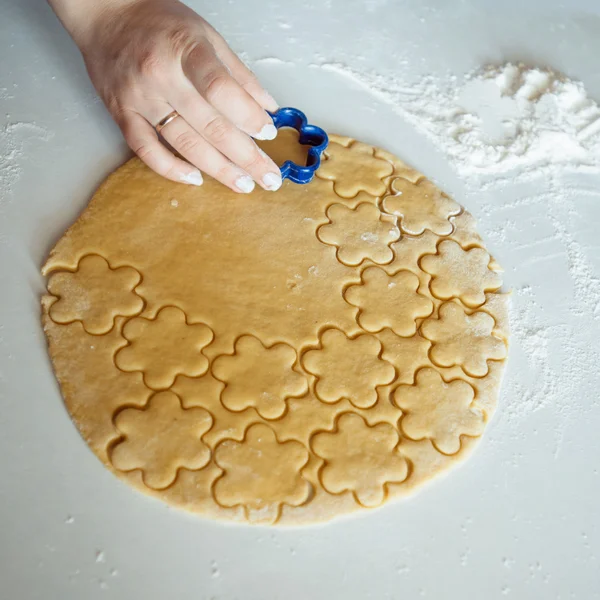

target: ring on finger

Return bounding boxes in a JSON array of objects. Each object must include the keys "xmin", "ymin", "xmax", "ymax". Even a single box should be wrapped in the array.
[{"xmin": 155, "ymin": 110, "xmax": 180, "ymax": 134}]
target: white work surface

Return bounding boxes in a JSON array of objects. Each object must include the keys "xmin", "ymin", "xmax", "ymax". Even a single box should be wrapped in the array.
[{"xmin": 1, "ymin": 1, "xmax": 599, "ymax": 598}]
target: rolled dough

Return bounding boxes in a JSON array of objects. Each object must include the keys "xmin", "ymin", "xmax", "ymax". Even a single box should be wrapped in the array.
[{"xmin": 41, "ymin": 129, "xmax": 509, "ymax": 525}]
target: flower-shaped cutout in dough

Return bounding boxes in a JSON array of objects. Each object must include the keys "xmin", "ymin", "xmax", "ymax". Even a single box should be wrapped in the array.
[
  {"xmin": 377, "ymin": 329, "xmax": 432, "ymax": 385},
  {"xmin": 302, "ymin": 328, "xmax": 395, "ymax": 409},
  {"xmin": 214, "ymin": 424, "xmax": 310, "ymax": 523},
  {"xmin": 420, "ymin": 240, "xmax": 502, "ymax": 307},
  {"xmin": 382, "ymin": 178, "xmax": 460, "ymax": 235},
  {"xmin": 317, "ymin": 141, "xmax": 393, "ymax": 197},
  {"xmin": 110, "ymin": 391, "xmax": 212, "ymax": 489},
  {"xmin": 345, "ymin": 267, "xmax": 433, "ymax": 336},
  {"xmin": 311, "ymin": 413, "xmax": 408, "ymax": 507},
  {"xmin": 421, "ymin": 302, "xmax": 507, "ymax": 377},
  {"xmin": 212, "ymin": 335, "xmax": 308, "ymax": 419},
  {"xmin": 317, "ymin": 203, "xmax": 400, "ymax": 266},
  {"xmin": 115, "ymin": 306, "xmax": 213, "ymax": 389},
  {"xmin": 393, "ymin": 368, "xmax": 484, "ymax": 455},
  {"xmin": 48, "ymin": 254, "xmax": 143, "ymax": 334}
]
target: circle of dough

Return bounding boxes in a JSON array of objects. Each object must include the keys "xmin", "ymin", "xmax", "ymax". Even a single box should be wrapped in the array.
[{"xmin": 41, "ymin": 131, "xmax": 509, "ymax": 525}]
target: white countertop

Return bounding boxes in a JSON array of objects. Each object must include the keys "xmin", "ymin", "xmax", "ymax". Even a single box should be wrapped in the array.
[{"xmin": 1, "ymin": 1, "xmax": 599, "ymax": 598}]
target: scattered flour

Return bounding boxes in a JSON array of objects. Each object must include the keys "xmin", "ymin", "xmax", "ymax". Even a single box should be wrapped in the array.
[
  {"xmin": 360, "ymin": 232, "xmax": 379, "ymax": 243},
  {"xmin": 314, "ymin": 62, "xmax": 600, "ymax": 180},
  {"xmin": 0, "ymin": 121, "xmax": 53, "ymax": 202},
  {"xmin": 253, "ymin": 56, "xmax": 295, "ymax": 67}
]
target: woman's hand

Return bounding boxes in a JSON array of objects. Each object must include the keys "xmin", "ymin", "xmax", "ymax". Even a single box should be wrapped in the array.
[{"xmin": 48, "ymin": 0, "xmax": 282, "ymax": 193}]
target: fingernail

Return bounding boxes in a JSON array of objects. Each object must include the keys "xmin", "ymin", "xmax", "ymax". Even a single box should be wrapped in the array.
[
  {"xmin": 263, "ymin": 92, "xmax": 279, "ymax": 112},
  {"xmin": 180, "ymin": 170, "xmax": 203, "ymax": 186},
  {"xmin": 235, "ymin": 174, "xmax": 255, "ymax": 193},
  {"xmin": 253, "ymin": 123, "xmax": 278, "ymax": 141},
  {"xmin": 263, "ymin": 171, "xmax": 282, "ymax": 191}
]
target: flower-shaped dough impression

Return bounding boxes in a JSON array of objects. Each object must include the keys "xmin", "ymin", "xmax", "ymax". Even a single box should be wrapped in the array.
[
  {"xmin": 421, "ymin": 240, "xmax": 502, "ymax": 306},
  {"xmin": 48, "ymin": 254, "xmax": 143, "ymax": 334},
  {"xmin": 317, "ymin": 141, "xmax": 393, "ymax": 197},
  {"xmin": 212, "ymin": 335, "xmax": 308, "ymax": 419},
  {"xmin": 317, "ymin": 203, "xmax": 400, "ymax": 266},
  {"xmin": 115, "ymin": 306, "xmax": 213, "ymax": 389},
  {"xmin": 302, "ymin": 328, "xmax": 395, "ymax": 408},
  {"xmin": 421, "ymin": 302, "xmax": 507, "ymax": 377},
  {"xmin": 111, "ymin": 391, "xmax": 212, "ymax": 489},
  {"xmin": 345, "ymin": 267, "xmax": 433, "ymax": 335},
  {"xmin": 382, "ymin": 177, "xmax": 460, "ymax": 235},
  {"xmin": 378, "ymin": 329, "xmax": 432, "ymax": 384},
  {"xmin": 394, "ymin": 368, "xmax": 484, "ymax": 454},
  {"xmin": 311, "ymin": 413, "xmax": 408, "ymax": 507},
  {"xmin": 214, "ymin": 424, "xmax": 310, "ymax": 523}
]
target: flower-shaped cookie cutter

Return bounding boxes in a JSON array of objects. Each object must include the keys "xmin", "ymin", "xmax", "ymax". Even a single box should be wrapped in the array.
[{"xmin": 269, "ymin": 107, "xmax": 329, "ymax": 184}]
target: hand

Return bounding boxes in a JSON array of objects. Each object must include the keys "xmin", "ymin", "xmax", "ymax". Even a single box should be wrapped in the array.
[{"xmin": 48, "ymin": 0, "xmax": 282, "ymax": 193}]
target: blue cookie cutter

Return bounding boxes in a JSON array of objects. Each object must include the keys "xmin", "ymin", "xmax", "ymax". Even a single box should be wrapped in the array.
[{"xmin": 268, "ymin": 107, "xmax": 329, "ymax": 184}]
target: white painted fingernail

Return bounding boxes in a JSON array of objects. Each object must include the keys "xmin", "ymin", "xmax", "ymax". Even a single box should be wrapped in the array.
[
  {"xmin": 235, "ymin": 174, "xmax": 255, "ymax": 193},
  {"xmin": 180, "ymin": 170, "xmax": 203, "ymax": 186},
  {"xmin": 263, "ymin": 171, "xmax": 282, "ymax": 191},
  {"xmin": 253, "ymin": 123, "xmax": 278, "ymax": 141}
]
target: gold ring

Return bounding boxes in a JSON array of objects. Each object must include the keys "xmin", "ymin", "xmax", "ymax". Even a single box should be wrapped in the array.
[{"xmin": 155, "ymin": 110, "xmax": 180, "ymax": 133}]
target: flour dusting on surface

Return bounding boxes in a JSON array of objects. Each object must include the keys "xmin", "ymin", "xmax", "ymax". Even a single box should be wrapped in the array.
[
  {"xmin": 313, "ymin": 62, "xmax": 600, "ymax": 180},
  {"xmin": 0, "ymin": 121, "xmax": 53, "ymax": 202}
]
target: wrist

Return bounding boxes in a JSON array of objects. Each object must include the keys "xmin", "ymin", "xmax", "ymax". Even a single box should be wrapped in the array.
[{"xmin": 47, "ymin": 0, "xmax": 144, "ymax": 49}]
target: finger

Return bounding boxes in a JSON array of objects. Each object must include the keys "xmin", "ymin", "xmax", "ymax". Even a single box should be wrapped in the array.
[
  {"xmin": 203, "ymin": 26, "xmax": 279, "ymax": 112},
  {"xmin": 170, "ymin": 82, "xmax": 282, "ymax": 191},
  {"xmin": 118, "ymin": 111, "xmax": 203, "ymax": 186},
  {"xmin": 158, "ymin": 112, "xmax": 258, "ymax": 194},
  {"xmin": 183, "ymin": 41, "xmax": 277, "ymax": 141}
]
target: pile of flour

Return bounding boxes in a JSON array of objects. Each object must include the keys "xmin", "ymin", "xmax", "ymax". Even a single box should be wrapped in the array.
[{"xmin": 316, "ymin": 62, "xmax": 600, "ymax": 181}]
